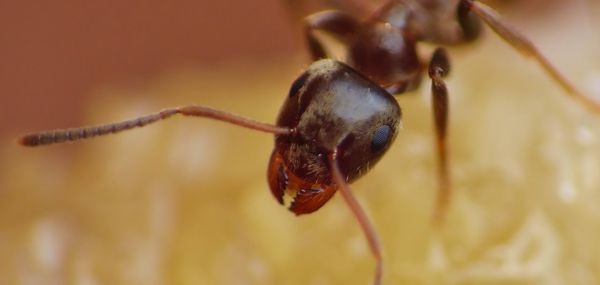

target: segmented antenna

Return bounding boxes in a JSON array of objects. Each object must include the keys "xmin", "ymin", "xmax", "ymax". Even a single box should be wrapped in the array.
[{"xmin": 18, "ymin": 105, "xmax": 291, "ymax": 147}]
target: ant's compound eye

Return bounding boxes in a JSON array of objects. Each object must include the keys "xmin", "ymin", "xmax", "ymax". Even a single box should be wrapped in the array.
[
  {"xmin": 371, "ymin": 124, "xmax": 392, "ymax": 152},
  {"xmin": 288, "ymin": 72, "xmax": 310, "ymax": 97}
]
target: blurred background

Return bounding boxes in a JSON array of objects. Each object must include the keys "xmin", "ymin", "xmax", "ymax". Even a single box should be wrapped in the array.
[{"xmin": 1, "ymin": 0, "xmax": 600, "ymax": 284}]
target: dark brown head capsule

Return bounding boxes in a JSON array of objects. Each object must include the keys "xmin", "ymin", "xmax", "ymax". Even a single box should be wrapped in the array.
[{"xmin": 267, "ymin": 59, "xmax": 402, "ymax": 215}]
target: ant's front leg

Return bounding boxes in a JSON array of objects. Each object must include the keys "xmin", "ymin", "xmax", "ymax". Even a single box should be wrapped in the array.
[
  {"xmin": 304, "ymin": 10, "xmax": 359, "ymax": 60},
  {"xmin": 428, "ymin": 48, "xmax": 452, "ymax": 225}
]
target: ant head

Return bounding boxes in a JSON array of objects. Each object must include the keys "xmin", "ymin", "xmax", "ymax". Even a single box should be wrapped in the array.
[{"xmin": 268, "ymin": 59, "xmax": 402, "ymax": 214}]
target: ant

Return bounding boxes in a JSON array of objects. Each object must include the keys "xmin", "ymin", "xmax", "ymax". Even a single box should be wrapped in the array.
[{"xmin": 18, "ymin": 0, "xmax": 600, "ymax": 284}]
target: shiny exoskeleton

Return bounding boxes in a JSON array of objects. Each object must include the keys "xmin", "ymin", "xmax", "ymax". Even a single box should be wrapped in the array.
[
  {"xmin": 268, "ymin": 59, "xmax": 401, "ymax": 215},
  {"xmin": 18, "ymin": 1, "xmax": 600, "ymax": 285},
  {"xmin": 305, "ymin": 0, "xmax": 481, "ymax": 94}
]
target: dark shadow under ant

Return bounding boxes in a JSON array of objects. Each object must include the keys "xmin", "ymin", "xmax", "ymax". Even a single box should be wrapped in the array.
[{"xmin": 18, "ymin": 1, "xmax": 600, "ymax": 284}]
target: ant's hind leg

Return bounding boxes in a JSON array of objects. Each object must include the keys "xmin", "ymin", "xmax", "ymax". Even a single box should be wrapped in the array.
[
  {"xmin": 460, "ymin": 0, "xmax": 600, "ymax": 114},
  {"xmin": 428, "ymin": 48, "xmax": 452, "ymax": 226},
  {"xmin": 304, "ymin": 10, "xmax": 359, "ymax": 60}
]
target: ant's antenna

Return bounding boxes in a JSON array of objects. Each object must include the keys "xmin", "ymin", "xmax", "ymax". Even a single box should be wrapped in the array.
[{"xmin": 19, "ymin": 105, "xmax": 291, "ymax": 147}]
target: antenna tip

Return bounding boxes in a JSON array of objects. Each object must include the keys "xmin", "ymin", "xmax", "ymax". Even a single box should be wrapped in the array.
[{"xmin": 17, "ymin": 134, "xmax": 40, "ymax": 147}]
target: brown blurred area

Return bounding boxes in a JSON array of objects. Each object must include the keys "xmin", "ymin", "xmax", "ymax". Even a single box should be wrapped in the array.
[{"xmin": 0, "ymin": 0, "xmax": 300, "ymax": 136}]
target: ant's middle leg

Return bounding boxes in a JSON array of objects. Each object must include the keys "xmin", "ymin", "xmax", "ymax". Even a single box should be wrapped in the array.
[
  {"xmin": 304, "ymin": 10, "xmax": 359, "ymax": 60},
  {"xmin": 428, "ymin": 48, "xmax": 452, "ymax": 225}
]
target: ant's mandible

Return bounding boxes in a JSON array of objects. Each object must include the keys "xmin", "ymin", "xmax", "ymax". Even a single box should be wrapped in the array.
[{"xmin": 18, "ymin": 1, "xmax": 600, "ymax": 284}]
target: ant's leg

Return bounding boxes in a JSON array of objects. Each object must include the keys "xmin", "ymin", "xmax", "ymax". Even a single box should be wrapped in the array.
[
  {"xmin": 428, "ymin": 48, "xmax": 452, "ymax": 225},
  {"xmin": 460, "ymin": 0, "xmax": 600, "ymax": 114},
  {"xmin": 18, "ymin": 105, "xmax": 291, "ymax": 147},
  {"xmin": 304, "ymin": 10, "xmax": 359, "ymax": 60},
  {"xmin": 329, "ymin": 151, "xmax": 382, "ymax": 285}
]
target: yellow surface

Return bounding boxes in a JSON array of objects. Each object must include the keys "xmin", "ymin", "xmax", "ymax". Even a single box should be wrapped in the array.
[{"xmin": 2, "ymin": 9, "xmax": 600, "ymax": 285}]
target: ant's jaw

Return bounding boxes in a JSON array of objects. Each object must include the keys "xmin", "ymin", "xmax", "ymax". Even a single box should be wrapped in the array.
[{"xmin": 267, "ymin": 150, "xmax": 336, "ymax": 215}]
